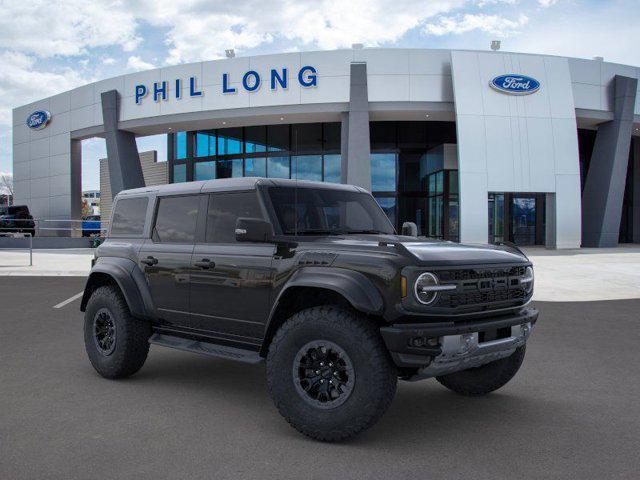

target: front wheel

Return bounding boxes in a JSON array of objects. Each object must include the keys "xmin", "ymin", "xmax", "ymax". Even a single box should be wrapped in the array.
[
  {"xmin": 266, "ymin": 306, "xmax": 397, "ymax": 442},
  {"xmin": 83, "ymin": 285, "xmax": 151, "ymax": 379},
  {"xmin": 436, "ymin": 345, "xmax": 526, "ymax": 396}
]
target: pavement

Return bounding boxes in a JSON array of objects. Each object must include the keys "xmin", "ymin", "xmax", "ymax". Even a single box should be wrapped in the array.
[{"xmin": 1, "ymin": 277, "xmax": 640, "ymax": 480}]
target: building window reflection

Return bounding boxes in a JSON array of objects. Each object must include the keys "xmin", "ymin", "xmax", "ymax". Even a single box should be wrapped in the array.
[
  {"xmin": 169, "ymin": 123, "xmax": 341, "ymax": 184},
  {"xmin": 194, "ymin": 161, "xmax": 215, "ymax": 181},
  {"xmin": 369, "ymin": 121, "xmax": 458, "ymax": 239},
  {"xmin": 173, "ymin": 163, "xmax": 187, "ymax": 183}
]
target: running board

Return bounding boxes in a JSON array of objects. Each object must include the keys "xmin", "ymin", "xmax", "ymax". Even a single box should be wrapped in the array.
[{"xmin": 149, "ymin": 333, "xmax": 264, "ymax": 364}]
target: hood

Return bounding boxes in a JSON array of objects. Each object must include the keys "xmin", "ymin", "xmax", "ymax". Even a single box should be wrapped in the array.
[
  {"xmin": 399, "ymin": 240, "xmax": 528, "ymax": 265},
  {"xmin": 296, "ymin": 233, "xmax": 529, "ymax": 266}
]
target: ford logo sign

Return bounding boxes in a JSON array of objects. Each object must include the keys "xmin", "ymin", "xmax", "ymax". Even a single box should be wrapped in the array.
[
  {"xmin": 490, "ymin": 74, "xmax": 540, "ymax": 95},
  {"xmin": 26, "ymin": 110, "xmax": 52, "ymax": 130}
]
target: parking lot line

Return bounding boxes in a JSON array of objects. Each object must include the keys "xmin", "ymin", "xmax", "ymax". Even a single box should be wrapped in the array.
[{"xmin": 53, "ymin": 291, "xmax": 84, "ymax": 309}]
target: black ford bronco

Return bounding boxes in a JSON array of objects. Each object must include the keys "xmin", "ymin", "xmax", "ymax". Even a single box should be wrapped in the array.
[{"xmin": 81, "ymin": 177, "xmax": 537, "ymax": 441}]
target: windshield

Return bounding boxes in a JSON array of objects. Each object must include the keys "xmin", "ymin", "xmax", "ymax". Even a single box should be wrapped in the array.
[{"xmin": 267, "ymin": 186, "xmax": 395, "ymax": 236}]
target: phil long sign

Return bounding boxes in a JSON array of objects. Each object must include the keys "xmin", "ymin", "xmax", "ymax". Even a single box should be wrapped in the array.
[
  {"xmin": 135, "ymin": 65, "xmax": 318, "ymax": 105},
  {"xmin": 490, "ymin": 74, "xmax": 540, "ymax": 95}
]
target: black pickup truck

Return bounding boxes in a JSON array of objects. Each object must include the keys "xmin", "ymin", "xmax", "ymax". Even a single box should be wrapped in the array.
[{"xmin": 81, "ymin": 177, "xmax": 537, "ymax": 441}]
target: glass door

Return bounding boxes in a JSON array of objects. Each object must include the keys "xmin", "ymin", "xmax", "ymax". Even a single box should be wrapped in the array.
[{"xmin": 510, "ymin": 195, "xmax": 537, "ymax": 246}]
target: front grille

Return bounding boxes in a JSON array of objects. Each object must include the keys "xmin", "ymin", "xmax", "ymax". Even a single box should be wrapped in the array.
[
  {"xmin": 434, "ymin": 266, "xmax": 529, "ymax": 309},
  {"xmin": 438, "ymin": 266, "xmax": 526, "ymax": 282}
]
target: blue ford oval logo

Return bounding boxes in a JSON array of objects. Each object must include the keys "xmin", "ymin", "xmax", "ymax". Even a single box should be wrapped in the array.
[
  {"xmin": 490, "ymin": 74, "xmax": 540, "ymax": 95},
  {"xmin": 26, "ymin": 110, "xmax": 52, "ymax": 130}
]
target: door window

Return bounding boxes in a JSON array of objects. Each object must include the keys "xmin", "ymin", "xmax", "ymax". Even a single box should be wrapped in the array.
[
  {"xmin": 153, "ymin": 195, "xmax": 200, "ymax": 243},
  {"xmin": 110, "ymin": 197, "xmax": 148, "ymax": 237},
  {"xmin": 205, "ymin": 192, "xmax": 263, "ymax": 243}
]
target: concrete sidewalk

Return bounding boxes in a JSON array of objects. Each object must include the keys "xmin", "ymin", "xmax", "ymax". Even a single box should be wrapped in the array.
[
  {"xmin": 0, "ymin": 245, "xmax": 638, "ymax": 302},
  {"xmin": 0, "ymin": 248, "xmax": 93, "ymax": 276}
]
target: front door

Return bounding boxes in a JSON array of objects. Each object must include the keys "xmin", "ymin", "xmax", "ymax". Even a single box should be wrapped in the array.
[
  {"xmin": 138, "ymin": 194, "xmax": 200, "ymax": 326},
  {"xmin": 189, "ymin": 191, "xmax": 275, "ymax": 347}
]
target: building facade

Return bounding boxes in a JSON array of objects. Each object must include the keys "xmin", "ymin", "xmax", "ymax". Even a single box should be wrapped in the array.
[{"xmin": 11, "ymin": 48, "xmax": 640, "ymax": 247}]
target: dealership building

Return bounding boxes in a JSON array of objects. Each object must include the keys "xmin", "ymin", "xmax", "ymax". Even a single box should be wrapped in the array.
[{"xmin": 11, "ymin": 48, "xmax": 640, "ymax": 248}]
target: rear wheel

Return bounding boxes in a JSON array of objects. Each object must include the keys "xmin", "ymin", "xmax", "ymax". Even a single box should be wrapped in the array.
[
  {"xmin": 266, "ymin": 306, "xmax": 397, "ymax": 442},
  {"xmin": 436, "ymin": 345, "xmax": 526, "ymax": 396},
  {"xmin": 83, "ymin": 285, "xmax": 151, "ymax": 379}
]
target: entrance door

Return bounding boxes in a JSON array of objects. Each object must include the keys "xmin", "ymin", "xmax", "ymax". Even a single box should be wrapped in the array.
[
  {"xmin": 488, "ymin": 193, "xmax": 546, "ymax": 246},
  {"xmin": 510, "ymin": 196, "xmax": 537, "ymax": 245}
]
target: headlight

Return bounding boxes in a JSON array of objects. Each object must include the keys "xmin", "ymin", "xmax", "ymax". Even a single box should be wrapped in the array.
[
  {"xmin": 522, "ymin": 266, "xmax": 534, "ymax": 294},
  {"xmin": 414, "ymin": 272, "xmax": 455, "ymax": 305}
]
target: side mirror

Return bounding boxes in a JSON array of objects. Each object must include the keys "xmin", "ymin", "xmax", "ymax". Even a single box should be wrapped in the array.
[
  {"xmin": 235, "ymin": 217, "xmax": 274, "ymax": 243},
  {"xmin": 401, "ymin": 221, "xmax": 418, "ymax": 237}
]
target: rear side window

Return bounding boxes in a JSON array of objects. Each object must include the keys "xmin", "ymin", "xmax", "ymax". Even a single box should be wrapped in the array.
[
  {"xmin": 153, "ymin": 195, "xmax": 200, "ymax": 243},
  {"xmin": 110, "ymin": 197, "xmax": 148, "ymax": 236},
  {"xmin": 205, "ymin": 192, "xmax": 263, "ymax": 243}
]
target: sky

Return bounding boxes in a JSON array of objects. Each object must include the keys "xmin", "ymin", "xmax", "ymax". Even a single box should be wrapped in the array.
[{"xmin": 0, "ymin": 0, "xmax": 639, "ymax": 192}]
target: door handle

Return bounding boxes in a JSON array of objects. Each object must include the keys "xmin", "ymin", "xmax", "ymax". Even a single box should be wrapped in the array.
[
  {"xmin": 141, "ymin": 256, "xmax": 158, "ymax": 266},
  {"xmin": 194, "ymin": 258, "xmax": 214, "ymax": 269}
]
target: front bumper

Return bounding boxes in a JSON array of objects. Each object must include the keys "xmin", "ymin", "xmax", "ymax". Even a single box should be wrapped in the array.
[{"xmin": 380, "ymin": 307, "xmax": 538, "ymax": 379}]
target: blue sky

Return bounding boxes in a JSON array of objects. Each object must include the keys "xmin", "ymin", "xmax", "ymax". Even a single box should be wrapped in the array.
[{"xmin": 1, "ymin": 0, "xmax": 638, "ymax": 192}]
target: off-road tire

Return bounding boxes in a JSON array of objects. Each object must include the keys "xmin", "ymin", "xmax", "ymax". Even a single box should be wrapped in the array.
[
  {"xmin": 266, "ymin": 306, "xmax": 397, "ymax": 442},
  {"xmin": 436, "ymin": 345, "xmax": 526, "ymax": 396},
  {"xmin": 84, "ymin": 285, "xmax": 151, "ymax": 379}
]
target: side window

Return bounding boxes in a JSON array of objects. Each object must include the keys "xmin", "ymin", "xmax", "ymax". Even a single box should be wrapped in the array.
[
  {"xmin": 153, "ymin": 195, "xmax": 200, "ymax": 243},
  {"xmin": 205, "ymin": 192, "xmax": 263, "ymax": 243},
  {"xmin": 110, "ymin": 197, "xmax": 148, "ymax": 237}
]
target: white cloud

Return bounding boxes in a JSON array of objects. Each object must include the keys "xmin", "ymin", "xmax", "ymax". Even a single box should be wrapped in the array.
[
  {"xmin": 0, "ymin": 51, "xmax": 86, "ymax": 124},
  {"xmin": 424, "ymin": 13, "xmax": 529, "ymax": 36},
  {"xmin": 508, "ymin": 10, "xmax": 640, "ymax": 66},
  {"xmin": 538, "ymin": 0, "xmax": 558, "ymax": 6},
  {"xmin": 132, "ymin": 0, "xmax": 467, "ymax": 64},
  {"xmin": 126, "ymin": 56, "xmax": 156, "ymax": 72},
  {"xmin": 0, "ymin": 0, "xmax": 140, "ymax": 58},
  {"xmin": 0, "ymin": 171, "xmax": 13, "ymax": 196}
]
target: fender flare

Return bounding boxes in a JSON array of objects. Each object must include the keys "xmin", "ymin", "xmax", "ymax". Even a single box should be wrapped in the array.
[
  {"xmin": 80, "ymin": 257, "xmax": 156, "ymax": 320},
  {"xmin": 261, "ymin": 267, "xmax": 384, "ymax": 355}
]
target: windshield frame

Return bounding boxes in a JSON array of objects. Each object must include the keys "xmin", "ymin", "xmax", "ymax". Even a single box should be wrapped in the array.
[{"xmin": 259, "ymin": 184, "xmax": 396, "ymax": 238}]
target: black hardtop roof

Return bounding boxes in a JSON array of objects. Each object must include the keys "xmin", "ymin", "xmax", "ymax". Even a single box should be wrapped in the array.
[{"xmin": 116, "ymin": 177, "xmax": 366, "ymax": 198}]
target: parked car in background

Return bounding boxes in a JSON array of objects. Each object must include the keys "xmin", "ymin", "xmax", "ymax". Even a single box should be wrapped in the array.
[
  {"xmin": 82, "ymin": 215, "xmax": 102, "ymax": 237},
  {"xmin": 0, "ymin": 205, "xmax": 35, "ymax": 236}
]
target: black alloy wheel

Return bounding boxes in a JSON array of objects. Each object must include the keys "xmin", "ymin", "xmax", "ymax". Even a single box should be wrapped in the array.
[
  {"xmin": 293, "ymin": 340, "xmax": 355, "ymax": 409},
  {"xmin": 93, "ymin": 307, "xmax": 117, "ymax": 356}
]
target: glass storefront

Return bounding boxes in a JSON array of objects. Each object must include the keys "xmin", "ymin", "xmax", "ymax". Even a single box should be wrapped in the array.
[
  {"xmin": 370, "ymin": 121, "xmax": 459, "ymax": 240},
  {"xmin": 169, "ymin": 120, "xmax": 463, "ymax": 241},
  {"xmin": 169, "ymin": 123, "xmax": 341, "ymax": 184}
]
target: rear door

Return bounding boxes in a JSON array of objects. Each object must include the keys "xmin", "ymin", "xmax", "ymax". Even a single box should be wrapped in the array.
[
  {"xmin": 139, "ymin": 194, "xmax": 200, "ymax": 326},
  {"xmin": 189, "ymin": 191, "xmax": 276, "ymax": 345}
]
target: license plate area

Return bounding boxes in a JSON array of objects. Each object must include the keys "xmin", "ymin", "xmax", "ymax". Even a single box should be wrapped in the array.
[{"xmin": 478, "ymin": 327, "xmax": 512, "ymax": 343}]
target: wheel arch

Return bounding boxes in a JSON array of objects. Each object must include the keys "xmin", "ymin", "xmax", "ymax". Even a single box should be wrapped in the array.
[
  {"xmin": 259, "ymin": 267, "xmax": 384, "ymax": 357},
  {"xmin": 80, "ymin": 258, "xmax": 155, "ymax": 320}
]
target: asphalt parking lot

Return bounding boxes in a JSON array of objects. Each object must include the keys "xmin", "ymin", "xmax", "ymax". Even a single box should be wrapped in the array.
[{"xmin": 2, "ymin": 277, "xmax": 639, "ymax": 480}]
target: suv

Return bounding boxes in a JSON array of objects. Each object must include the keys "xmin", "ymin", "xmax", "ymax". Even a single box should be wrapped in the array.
[
  {"xmin": 0, "ymin": 205, "xmax": 35, "ymax": 236},
  {"xmin": 81, "ymin": 178, "xmax": 537, "ymax": 441}
]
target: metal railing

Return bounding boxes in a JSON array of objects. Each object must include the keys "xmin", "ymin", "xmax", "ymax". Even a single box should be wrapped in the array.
[
  {"xmin": 0, "ymin": 218, "xmax": 110, "ymax": 236},
  {"xmin": 0, "ymin": 218, "xmax": 109, "ymax": 267}
]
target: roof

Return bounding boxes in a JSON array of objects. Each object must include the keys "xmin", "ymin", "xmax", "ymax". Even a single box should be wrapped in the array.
[{"xmin": 116, "ymin": 177, "xmax": 364, "ymax": 198}]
